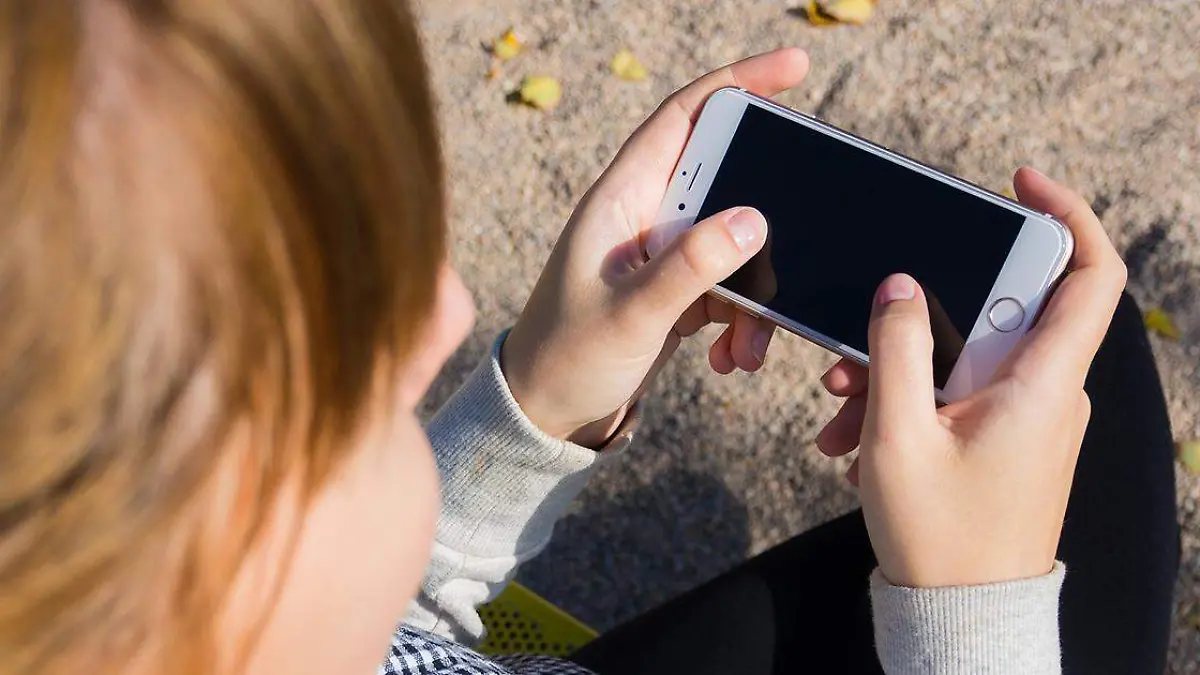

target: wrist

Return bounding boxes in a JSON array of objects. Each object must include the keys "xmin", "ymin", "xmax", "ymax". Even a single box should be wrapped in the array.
[
  {"xmin": 564, "ymin": 405, "xmax": 633, "ymax": 449},
  {"xmin": 877, "ymin": 551, "xmax": 1058, "ymax": 589},
  {"xmin": 499, "ymin": 329, "xmax": 632, "ymax": 448}
]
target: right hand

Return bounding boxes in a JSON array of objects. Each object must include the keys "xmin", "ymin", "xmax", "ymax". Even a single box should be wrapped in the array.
[
  {"xmin": 816, "ymin": 167, "xmax": 1127, "ymax": 588},
  {"xmin": 501, "ymin": 50, "xmax": 809, "ymax": 447}
]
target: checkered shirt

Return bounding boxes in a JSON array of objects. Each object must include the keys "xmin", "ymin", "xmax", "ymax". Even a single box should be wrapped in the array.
[{"xmin": 380, "ymin": 626, "xmax": 595, "ymax": 675}]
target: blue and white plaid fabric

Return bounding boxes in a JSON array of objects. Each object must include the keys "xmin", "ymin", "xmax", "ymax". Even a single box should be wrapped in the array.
[{"xmin": 380, "ymin": 626, "xmax": 594, "ymax": 675}]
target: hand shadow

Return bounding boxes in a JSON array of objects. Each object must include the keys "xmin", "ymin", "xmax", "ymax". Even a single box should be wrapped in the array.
[
  {"xmin": 728, "ymin": 225, "xmax": 778, "ymax": 305},
  {"xmin": 921, "ymin": 283, "xmax": 965, "ymax": 383}
]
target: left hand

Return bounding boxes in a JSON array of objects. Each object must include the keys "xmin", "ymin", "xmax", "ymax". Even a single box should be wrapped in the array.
[
  {"xmin": 815, "ymin": 168, "xmax": 1125, "ymax": 586},
  {"xmin": 502, "ymin": 49, "xmax": 811, "ymax": 447}
]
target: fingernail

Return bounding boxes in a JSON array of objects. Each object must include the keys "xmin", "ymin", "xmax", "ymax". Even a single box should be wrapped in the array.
[
  {"xmin": 875, "ymin": 274, "xmax": 916, "ymax": 305},
  {"xmin": 752, "ymin": 328, "xmax": 770, "ymax": 364},
  {"xmin": 726, "ymin": 208, "xmax": 765, "ymax": 252}
]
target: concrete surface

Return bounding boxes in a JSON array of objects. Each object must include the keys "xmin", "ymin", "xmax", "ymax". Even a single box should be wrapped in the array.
[{"xmin": 413, "ymin": 1, "xmax": 1199, "ymax": 671}]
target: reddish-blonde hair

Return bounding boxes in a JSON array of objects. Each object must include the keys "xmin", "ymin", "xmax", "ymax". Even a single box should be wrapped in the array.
[{"xmin": 0, "ymin": 0, "xmax": 444, "ymax": 671}]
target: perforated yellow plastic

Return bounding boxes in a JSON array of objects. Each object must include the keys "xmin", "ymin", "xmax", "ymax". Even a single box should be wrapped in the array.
[{"xmin": 477, "ymin": 582, "xmax": 597, "ymax": 658}]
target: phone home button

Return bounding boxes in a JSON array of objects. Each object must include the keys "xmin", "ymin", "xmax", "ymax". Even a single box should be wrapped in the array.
[{"xmin": 988, "ymin": 297, "xmax": 1026, "ymax": 333}]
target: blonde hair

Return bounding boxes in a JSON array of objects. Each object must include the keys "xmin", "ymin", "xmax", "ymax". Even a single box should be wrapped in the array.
[{"xmin": 0, "ymin": 0, "xmax": 444, "ymax": 671}]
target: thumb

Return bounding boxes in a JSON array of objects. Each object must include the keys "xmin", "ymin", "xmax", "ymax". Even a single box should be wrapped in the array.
[
  {"xmin": 627, "ymin": 207, "xmax": 767, "ymax": 322},
  {"xmin": 865, "ymin": 273, "xmax": 939, "ymax": 434}
]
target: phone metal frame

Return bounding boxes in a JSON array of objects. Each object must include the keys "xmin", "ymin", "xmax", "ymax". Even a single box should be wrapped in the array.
[{"xmin": 654, "ymin": 88, "xmax": 1074, "ymax": 402}]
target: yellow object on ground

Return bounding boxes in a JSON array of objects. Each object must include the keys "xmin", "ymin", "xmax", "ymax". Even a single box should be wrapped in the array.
[{"xmin": 477, "ymin": 582, "xmax": 597, "ymax": 658}]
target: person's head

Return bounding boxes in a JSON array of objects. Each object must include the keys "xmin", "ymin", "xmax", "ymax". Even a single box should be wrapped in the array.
[{"xmin": 0, "ymin": 1, "xmax": 473, "ymax": 673}]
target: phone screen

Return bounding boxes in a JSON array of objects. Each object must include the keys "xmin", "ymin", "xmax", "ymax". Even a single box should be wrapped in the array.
[{"xmin": 696, "ymin": 103, "xmax": 1026, "ymax": 387}]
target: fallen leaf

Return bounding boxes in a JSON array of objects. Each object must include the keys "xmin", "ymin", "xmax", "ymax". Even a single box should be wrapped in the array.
[
  {"xmin": 1001, "ymin": 186, "xmax": 1017, "ymax": 200},
  {"xmin": 1189, "ymin": 612, "xmax": 1200, "ymax": 632},
  {"xmin": 492, "ymin": 28, "xmax": 522, "ymax": 61},
  {"xmin": 518, "ymin": 75, "xmax": 562, "ymax": 111},
  {"xmin": 1143, "ymin": 307, "xmax": 1181, "ymax": 340},
  {"xmin": 804, "ymin": 1, "xmax": 837, "ymax": 25},
  {"xmin": 805, "ymin": 0, "xmax": 877, "ymax": 26},
  {"xmin": 610, "ymin": 49, "xmax": 648, "ymax": 82},
  {"xmin": 1179, "ymin": 439, "xmax": 1200, "ymax": 476}
]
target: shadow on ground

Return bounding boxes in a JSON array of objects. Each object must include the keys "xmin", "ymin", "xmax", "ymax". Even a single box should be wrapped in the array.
[{"xmin": 517, "ymin": 467, "xmax": 752, "ymax": 630}]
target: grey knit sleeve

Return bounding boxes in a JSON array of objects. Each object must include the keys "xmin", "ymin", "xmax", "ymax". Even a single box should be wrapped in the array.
[
  {"xmin": 404, "ymin": 333, "xmax": 632, "ymax": 644},
  {"xmin": 870, "ymin": 563, "xmax": 1066, "ymax": 674}
]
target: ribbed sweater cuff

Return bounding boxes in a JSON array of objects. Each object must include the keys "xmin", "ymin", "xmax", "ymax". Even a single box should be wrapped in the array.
[
  {"xmin": 425, "ymin": 333, "xmax": 630, "ymax": 559},
  {"xmin": 870, "ymin": 563, "xmax": 1066, "ymax": 674}
]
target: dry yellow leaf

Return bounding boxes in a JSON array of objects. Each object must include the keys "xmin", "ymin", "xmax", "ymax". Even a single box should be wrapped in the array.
[
  {"xmin": 610, "ymin": 49, "xmax": 648, "ymax": 82},
  {"xmin": 1001, "ymin": 186, "xmax": 1017, "ymax": 200},
  {"xmin": 519, "ymin": 75, "xmax": 562, "ymax": 111},
  {"xmin": 806, "ymin": 0, "xmax": 877, "ymax": 26},
  {"xmin": 492, "ymin": 29, "xmax": 522, "ymax": 61},
  {"xmin": 1179, "ymin": 439, "xmax": 1200, "ymax": 476},
  {"xmin": 805, "ymin": 1, "xmax": 837, "ymax": 26},
  {"xmin": 1143, "ymin": 307, "xmax": 1181, "ymax": 340}
]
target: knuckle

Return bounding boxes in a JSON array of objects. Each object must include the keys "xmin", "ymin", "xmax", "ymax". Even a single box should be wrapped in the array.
[
  {"xmin": 1095, "ymin": 255, "xmax": 1128, "ymax": 300},
  {"xmin": 1110, "ymin": 256, "xmax": 1129, "ymax": 290},
  {"xmin": 676, "ymin": 229, "xmax": 729, "ymax": 282},
  {"xmin": 659, "ymin": 90, "xmax": 693, "ymax": 126},
  {"xmin": 1070, "ymin": 189, "xmax": 1094, "ymax": 215},
  {"xmin": 1077, "ymin": 391, "xmax": 1093, "ymax": 425},
  {"xmin": 1062, "ymin": 187, "xmax": 1095, "ymax": 219},
  {"xmin": 815, "ymin": 426, "xmax": 834, "ymax": 454}
]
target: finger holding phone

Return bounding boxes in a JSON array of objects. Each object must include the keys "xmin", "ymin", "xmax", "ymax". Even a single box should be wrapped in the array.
[
  {"xmin": 504, "ymin": 48, "xmax": 1125, "ymax": 591},
  {"xmin": 617, "ymin": 72, "xmax": 1122, "ymax": 588},
  {"xmin": 501, "ymin": 49, "xmax": 810, "ymax": 448},
  {"xmin": 819, "ymin": 168, "xmax": 1126, "ymax": 587}
]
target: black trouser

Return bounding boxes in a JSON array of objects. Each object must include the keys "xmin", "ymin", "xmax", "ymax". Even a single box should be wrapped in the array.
[{"xmin": 571, "ymin": 294, "xmax": 1180, "ymax": 674}]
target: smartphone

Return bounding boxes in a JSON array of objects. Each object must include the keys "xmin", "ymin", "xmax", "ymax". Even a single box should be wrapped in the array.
[{"xmin": 653, "ymin": 87, "xmax": 1073, "ymax": 402}]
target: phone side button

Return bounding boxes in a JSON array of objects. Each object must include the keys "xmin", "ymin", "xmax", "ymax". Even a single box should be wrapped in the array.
[{"xmin": 988, "ymin": 297, "xmax": 1026, "ymax": 333}]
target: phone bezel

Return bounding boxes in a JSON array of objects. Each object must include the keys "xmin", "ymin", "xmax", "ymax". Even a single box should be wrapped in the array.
[{"xmin": 653, "ymin": 87, "xmax": 1074, "ymax": 402}]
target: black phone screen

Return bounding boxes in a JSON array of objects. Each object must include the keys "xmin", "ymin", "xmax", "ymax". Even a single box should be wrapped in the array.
[{"xmin": 695, "ymin": 103, "xmax": 1025, "ymax": 387}]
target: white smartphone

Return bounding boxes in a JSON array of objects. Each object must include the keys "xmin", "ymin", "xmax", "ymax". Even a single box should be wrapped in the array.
[{"xmin": 653, "ymin": 87, "xmax": 1074, "ymax": 402}]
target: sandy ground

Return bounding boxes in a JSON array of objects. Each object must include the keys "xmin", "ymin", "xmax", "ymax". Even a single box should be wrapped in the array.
[{"xmin": 412, "ymin": 1, "xmax": 1200, "ymax": 671}]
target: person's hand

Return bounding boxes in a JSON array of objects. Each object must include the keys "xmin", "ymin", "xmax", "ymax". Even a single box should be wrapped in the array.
[
  {"xmin": 816, "ymin": 168, "xmax": 1126, "ymax": 588},
  {"xmin": 502, "ymin": 50, "xmax": 810, "ymax": 447}
]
